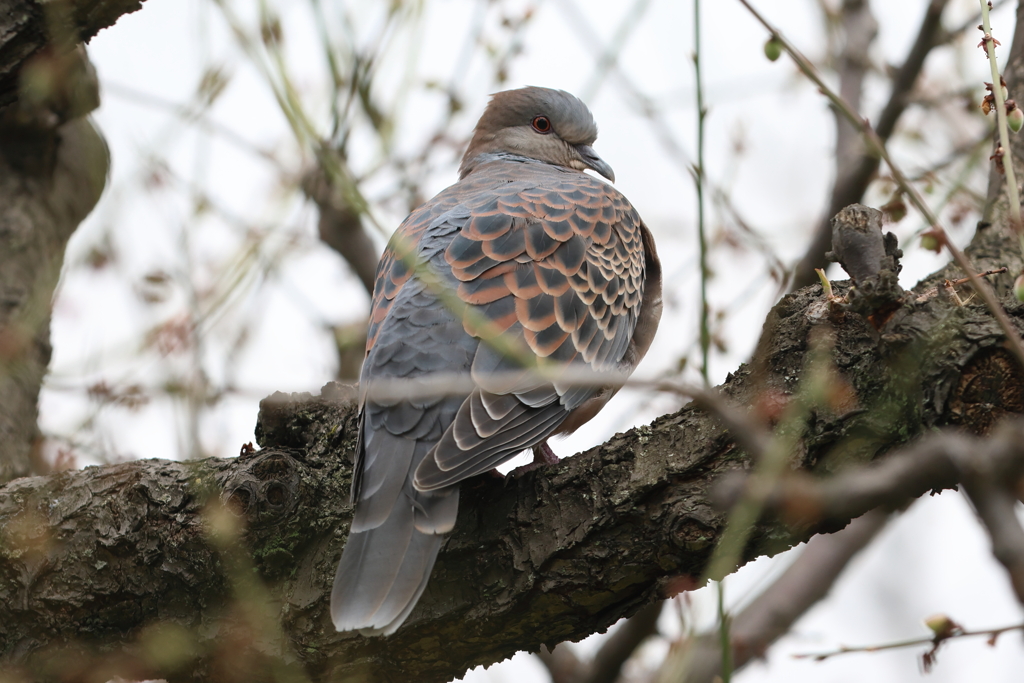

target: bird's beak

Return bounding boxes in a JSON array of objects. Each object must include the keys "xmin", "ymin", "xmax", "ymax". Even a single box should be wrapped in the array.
[{"xmin": 575, "ymin": 145, "xmax": 615, "ymax": 183}]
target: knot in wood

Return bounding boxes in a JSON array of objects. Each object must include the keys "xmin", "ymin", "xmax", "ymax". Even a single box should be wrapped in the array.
[
  {"xmin": 220, "ymin": 449, "xmax": 301, "ymax": 527},
  {"xmin": 945, "ymin": 347, "xmax": 1024, "ymax": 434},
  {"xmin": 669, "ymin": 513, "xmax": 714, "ymax": 552}
]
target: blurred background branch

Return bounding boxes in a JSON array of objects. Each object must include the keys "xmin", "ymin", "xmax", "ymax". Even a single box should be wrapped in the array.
[
  {"xmin": 0, "ymin": 33, "xmax": 107, "ymax": 483},
  {"xmin": 790, "ymin": 0, "xmax": 950, "ymax": 290}
]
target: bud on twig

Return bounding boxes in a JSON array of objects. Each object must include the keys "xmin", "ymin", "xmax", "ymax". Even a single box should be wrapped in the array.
[
  {"xmin": 920, "ymin": 227, "xmax": 945, "ymax": 253},
  {"xmin": 1007, "ymin": 100, "xmax": 1024, "ymax": 133},
  {"xmin": 763, "ymin": 37, "xmax": 782, "ymax": 62}
]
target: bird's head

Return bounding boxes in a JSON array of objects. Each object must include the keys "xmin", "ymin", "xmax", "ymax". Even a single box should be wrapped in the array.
[{"xmin": 459, "ymin": 86, "xmax": 615, "ymax": 182}]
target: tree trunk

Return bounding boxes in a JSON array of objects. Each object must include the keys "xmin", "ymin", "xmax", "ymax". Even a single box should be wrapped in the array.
[{"xmin": 0, "ymin": 37, "xmax": 108, "ymax": 483}]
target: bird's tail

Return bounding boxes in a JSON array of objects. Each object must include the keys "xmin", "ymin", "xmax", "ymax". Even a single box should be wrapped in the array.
[{"xmin": 331, "ymin": 488, "xmax": 456, "ymax": 636}]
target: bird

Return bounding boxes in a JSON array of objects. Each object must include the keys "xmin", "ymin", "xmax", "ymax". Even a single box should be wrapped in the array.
[{"xmin": 330, "ymin": 86, "xmax": 662, "ymax": 636}]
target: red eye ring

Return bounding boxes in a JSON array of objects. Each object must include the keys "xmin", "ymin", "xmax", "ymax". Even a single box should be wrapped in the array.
[{"xmin": 531, "ymin": 115, "xmax": 552, "ymax": 134}]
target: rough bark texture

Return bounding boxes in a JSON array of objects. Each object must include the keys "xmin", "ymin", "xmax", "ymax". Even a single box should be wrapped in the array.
[
  {"xmin": 2, "ymin": 220, "xmax": 1024, "ymax": 683},
  {"xmin": 0, "ymin": 0, "xmax": 145, "ymax": 111}
]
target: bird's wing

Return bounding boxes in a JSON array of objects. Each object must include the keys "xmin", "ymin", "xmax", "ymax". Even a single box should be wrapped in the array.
[
  {"xmin": 413, "ymin": 163, "xmax": 648, "ymax": 490},
  {"xmin": 350, "ymin": 201, "xmax": 474, "ymax": 528},
  {"xmin": 333, "ymin": 204, "xmax": 472, "ymax": 636}
]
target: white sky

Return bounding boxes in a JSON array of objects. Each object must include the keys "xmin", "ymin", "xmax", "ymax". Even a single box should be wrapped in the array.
[{"xmin": 40, "ymin": 0, "xmax": 1024, "ymax": 680}]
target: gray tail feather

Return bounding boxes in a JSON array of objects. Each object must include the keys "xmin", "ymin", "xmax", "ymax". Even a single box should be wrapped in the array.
[{"xmin": 331, "ymin": 497, "xmax": 444, "ymax": 636}]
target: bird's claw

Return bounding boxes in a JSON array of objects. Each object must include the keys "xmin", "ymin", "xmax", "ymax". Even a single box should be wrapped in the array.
[{"xmin": 506, "ymin": 441, "xmax": 560, "ymax": 480}]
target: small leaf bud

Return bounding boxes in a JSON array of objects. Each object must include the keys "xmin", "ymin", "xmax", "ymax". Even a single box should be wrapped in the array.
[
  {"xmin": 1008, "ymin": 102, "xmax": 1024, "ymax": 133},
  {"xmin": 764, "ymin": 37, "xmax": 782, "ymax": 62}
]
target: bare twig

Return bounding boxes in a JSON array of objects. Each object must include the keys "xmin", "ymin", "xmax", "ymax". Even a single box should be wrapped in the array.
[
  {"xmin": 980, "ymin": 0, "xmax": 1024, "ymax": 243},
  {"xmin": 694, "ymin": 0, "xmax": 711, "ymax": 386},
  {"xmin": 554, "ymin": 0, "xmax": 696, "ymax": 181},
  {"xmin": 940, "ymin": 237, "xmax": 1024, "ymax": 371},
  {"xmin": 793, "ymin": 621, "xmax": 1024, "ymax": 661},
  {"xmin": 942, "ymin": 0, "xmax": 1012, "ymax": 45},
  {"xmin": 914, "ymin": 267, "xmax": 1008, "ymax": 303},
  {"xmin": 102, "ymin": 81, "xmax": 281, "ymax": 167}
]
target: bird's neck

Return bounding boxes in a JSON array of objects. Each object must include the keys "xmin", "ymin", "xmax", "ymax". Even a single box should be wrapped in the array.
[{"xmin": 458, "ymin": 151, "xmax": 554, "ymax": 180}]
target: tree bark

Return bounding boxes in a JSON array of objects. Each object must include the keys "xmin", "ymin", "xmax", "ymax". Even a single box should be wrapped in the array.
[
  {"xmin": 0, "ymin": 39, "xmax": 108, "ymax": 483},
  {"xmin": 0, "ymin": 0, "xmax": 146, "ymax": 111},
  {"xmin": 2, "ymin": 207, "xmax": 1024, "ymax": 682},
  {"xmin": 0, "ymin": 0, "xmax": 142, "ymax": 482}
]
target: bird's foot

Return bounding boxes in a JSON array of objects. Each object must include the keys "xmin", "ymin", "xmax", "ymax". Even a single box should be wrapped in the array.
[{"xmin": 507, "ymin": 441, "xmax": 560, "ymax": 479}]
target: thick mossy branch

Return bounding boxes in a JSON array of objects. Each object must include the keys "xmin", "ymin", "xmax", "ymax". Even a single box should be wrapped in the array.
[{"xmin": 2, "ymin": 239, "xmax": 1024, "ymax": 682}]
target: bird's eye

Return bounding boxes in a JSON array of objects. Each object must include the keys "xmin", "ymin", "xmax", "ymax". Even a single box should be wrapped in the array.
[{"xmin": 531, "ymin": 116, "xmax": 552, "ymax": 134}]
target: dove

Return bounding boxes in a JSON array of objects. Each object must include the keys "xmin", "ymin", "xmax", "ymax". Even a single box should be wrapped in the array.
[{"xmin": 331, "ymin": 86, "xmax": 662, "ymax": 635}]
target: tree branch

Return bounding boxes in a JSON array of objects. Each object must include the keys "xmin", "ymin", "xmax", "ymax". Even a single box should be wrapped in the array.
[
  {"xmin": 5, "ymin": 187, "xmax": 1024, "ymax": 680},
  {"xmin": 715, "ymin": 418, "xmax": 1024, "ymax": 610},
  {"xmin": 957, "ymin": 432, "xmax": 1024, "ymax": 606},
  {"xmin": 0, "ymin": 44, "xmax": 107, "ymax": 483},
  {"xmin": 586, "ymin": 602, "xmax": 662, "ymax": 683},
  {"xmin": 302, "ymin": 168, "xmax": 378, "ymax": 297},
  {"xmin": 712, "ymin": 428, "xmax": 965, "ymax": 525},
  {"xmin": 833, "ymin": 0, "xmax": 878, "ymax": 176},
  {"xmin": 0, "ymin": 0, "xmax": 148, "ymax": 484},
  {"xmin": 538, "ymin": 602, "xmax": 663, "ymax": 683},
  {"xmin": 0, "ymin": 0, "xmax": 148, "ymax": 111}
]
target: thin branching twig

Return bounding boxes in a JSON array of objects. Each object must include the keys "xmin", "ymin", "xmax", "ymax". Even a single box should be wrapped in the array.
[
  {"xmin": 739, "ymin": 0, "xmax": 1024, "ymax": 372},
  {"xmin": 980, "ymin": 0, "xmax": 1024, "ymax": 244}
]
